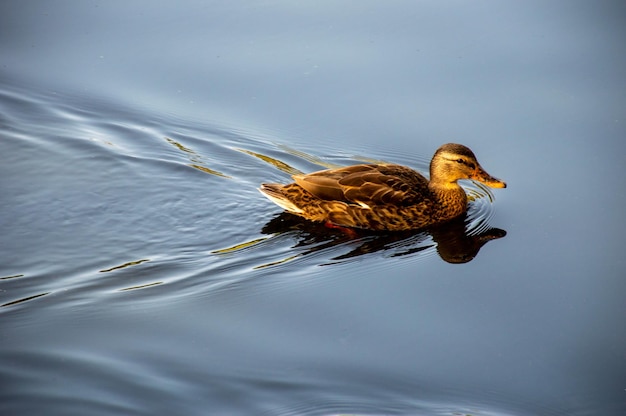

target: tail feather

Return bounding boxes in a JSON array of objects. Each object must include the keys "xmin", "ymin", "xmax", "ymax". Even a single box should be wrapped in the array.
[{"xmin": 258, "ymin": 184, "xmax": 304, "ymax": 214}]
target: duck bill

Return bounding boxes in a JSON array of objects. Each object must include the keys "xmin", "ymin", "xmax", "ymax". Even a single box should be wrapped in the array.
[{"xmin": 471, "ymin": 166, "xmax": 507, "ymax": 188}]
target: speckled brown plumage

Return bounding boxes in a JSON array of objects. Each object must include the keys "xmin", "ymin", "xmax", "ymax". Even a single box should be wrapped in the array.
[{"xmin": 259, "ymin": 143, "xmax": 506, "ymax": 231}]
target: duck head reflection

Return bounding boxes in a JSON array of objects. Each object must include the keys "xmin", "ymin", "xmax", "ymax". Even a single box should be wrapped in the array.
[{"xmin": 260, "ymin": 212, "xmax": 506, "ymax": 264}]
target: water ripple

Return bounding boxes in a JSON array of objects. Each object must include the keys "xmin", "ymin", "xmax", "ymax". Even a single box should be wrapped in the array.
[{"xmin": 0, "ymin": 80, "xmax": 506, "ymax": 315}]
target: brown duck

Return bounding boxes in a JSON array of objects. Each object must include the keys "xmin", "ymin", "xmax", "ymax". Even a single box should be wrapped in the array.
[{"xmin": 259, "ymin": 143, "xmax": 506, "ymax": 231}]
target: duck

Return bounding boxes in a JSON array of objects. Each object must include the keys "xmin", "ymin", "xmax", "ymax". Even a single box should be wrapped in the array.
[{"xmin": 259, "ymin": 143, "xmax": 506, "ymax": 231}]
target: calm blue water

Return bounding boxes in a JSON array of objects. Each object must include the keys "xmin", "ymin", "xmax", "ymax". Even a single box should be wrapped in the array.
[{"xmin": 2, "ymin": 1, "xmax": 625, "ymax": 415}]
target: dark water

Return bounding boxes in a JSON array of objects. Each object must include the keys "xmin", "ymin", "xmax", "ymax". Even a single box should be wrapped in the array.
[{"xmin": 2, "ymin": 2, "xmax": 625, "ymax": 415}]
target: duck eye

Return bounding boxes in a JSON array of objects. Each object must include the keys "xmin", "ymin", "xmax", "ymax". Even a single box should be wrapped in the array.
[{"xmin": 456, "ymin": 158, "xmax": 465, "ymax": 164}]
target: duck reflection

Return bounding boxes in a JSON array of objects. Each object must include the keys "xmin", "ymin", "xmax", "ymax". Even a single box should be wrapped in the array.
[{"xmin": 260, "ymin": 212, "xmax": 506, "ymax": 264}]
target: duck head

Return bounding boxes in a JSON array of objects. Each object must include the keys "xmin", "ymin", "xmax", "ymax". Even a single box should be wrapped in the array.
[{"xmin": 429, "ymin": 143, "xmax": 507, "ymax": 189}]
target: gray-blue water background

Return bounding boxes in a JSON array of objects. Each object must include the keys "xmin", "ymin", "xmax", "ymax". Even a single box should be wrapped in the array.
[{"xmin": 1, "ymin": 1, "xmax": 625, "ymax": 415}]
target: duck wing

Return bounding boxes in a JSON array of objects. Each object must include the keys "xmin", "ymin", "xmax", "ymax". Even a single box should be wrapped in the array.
[{"xmin": 293, "ymin": 164, "xmax": 429, "ymax": 207}]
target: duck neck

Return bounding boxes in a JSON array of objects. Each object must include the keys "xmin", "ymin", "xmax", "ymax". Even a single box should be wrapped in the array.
[{"xmin": 428, "ymin": 181, "xmax": 468, "ymax": 217}]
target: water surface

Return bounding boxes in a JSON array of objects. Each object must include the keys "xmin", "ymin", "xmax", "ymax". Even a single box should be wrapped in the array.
[{"xmin": 1, "ymin": 1, "xmax": 625, "ymax": 415}]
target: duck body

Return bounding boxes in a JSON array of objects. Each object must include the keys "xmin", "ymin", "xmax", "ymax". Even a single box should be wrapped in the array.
[{"xmin": 259, "ymin": 143, "xmax": 506, "ymax": 231}]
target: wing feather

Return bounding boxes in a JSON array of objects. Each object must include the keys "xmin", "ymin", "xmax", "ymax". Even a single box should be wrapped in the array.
[{"xmin": 293, "ymin": 164, "xmax": 429, "ymax": 206}]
